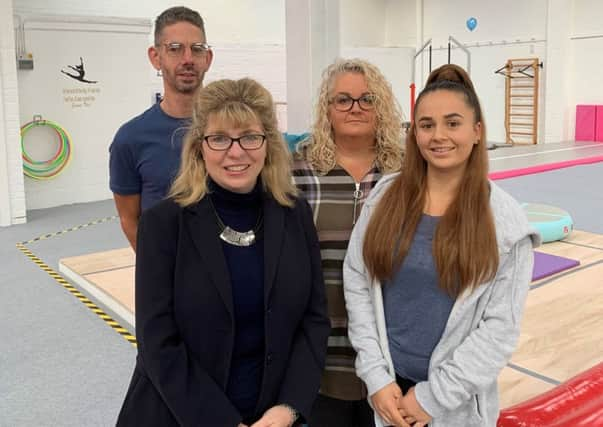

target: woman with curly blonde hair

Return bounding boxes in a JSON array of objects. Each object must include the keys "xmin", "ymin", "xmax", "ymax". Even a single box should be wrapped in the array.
[{"xmin": 293, "ymin": 58, "xmax": 405, "ymax": 426}]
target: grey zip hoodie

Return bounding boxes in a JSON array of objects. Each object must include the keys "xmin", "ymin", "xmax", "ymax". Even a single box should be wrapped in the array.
[{"xmin": 343, "ymin": 173, "xmax": 540, "ymax": 427}]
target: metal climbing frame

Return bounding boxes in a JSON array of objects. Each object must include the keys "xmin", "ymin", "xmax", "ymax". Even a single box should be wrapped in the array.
[
  {"xmin": 410, "ymin": 36, "xmax": 471, "ymax": 121},
  {"xmin": 500, "ymin": 58, "xmax": 541, "ymax": 145}
]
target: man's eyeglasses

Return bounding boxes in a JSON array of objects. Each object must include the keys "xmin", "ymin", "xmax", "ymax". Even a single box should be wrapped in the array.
[
  {"xmin": 330, "ymin": 93, "xmax": 376, "ymax": 112},
  {"xmin": 203, "ymin": 134, "xmax": 266, "ymax": 151},
  {"xmin": 162, "ymin": 42, "xmax": 211, "ymax": 58}
]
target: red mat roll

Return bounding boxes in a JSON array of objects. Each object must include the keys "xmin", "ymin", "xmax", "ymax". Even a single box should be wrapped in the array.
[{"xmin": 498, "ymin": 362, "xmax": 603, "ymax": 426}]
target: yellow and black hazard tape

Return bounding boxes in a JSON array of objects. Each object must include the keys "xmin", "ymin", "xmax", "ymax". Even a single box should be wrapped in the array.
[
  {"xmin": 20, "ymin": 215, "xmax": 118, "ymax": 245},
  {"xmin": 16, "ymin": 216, "xmax": 137, "ymax": 348}
]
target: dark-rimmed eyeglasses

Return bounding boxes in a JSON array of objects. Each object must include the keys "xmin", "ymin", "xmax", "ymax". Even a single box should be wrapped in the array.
[
  {"xmin": 330, "ymin": 93, "xmax": 376, "ymax": 112},
  {"xmin": 162, "ymin": 42, "xmax": 211, "ymax": 58},
  {"xmin": 203, "ymin": 134, "xmax": 266, "ymax": 151}
]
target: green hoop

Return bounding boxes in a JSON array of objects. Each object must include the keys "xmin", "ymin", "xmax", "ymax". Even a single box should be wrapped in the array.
[{"xmin": 21, "ymin": 115, "xmax": 72, "ymax": 180}]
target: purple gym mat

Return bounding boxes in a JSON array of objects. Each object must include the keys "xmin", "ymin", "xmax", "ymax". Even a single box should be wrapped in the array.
[{"xmin": 532, "ymin": 251, "xmax": 580, "ymax": 281}]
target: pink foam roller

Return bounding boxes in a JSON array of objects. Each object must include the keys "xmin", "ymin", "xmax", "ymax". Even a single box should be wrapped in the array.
[
  {"xmin": 497, "ymin": 362, "xmax": 603, "ymax": 427},
  {"xmin": 575, "ymin": 105, "xmax": 596, "ymax": 141},
  {"xmin": 596, "ymin": 105, "xmax": 603, "ymax": 142}
]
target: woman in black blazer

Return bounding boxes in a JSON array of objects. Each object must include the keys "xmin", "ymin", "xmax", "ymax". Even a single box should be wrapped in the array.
[{"xmin": 116, "ymin": 78, "xmax": 330, "ymax": 427}]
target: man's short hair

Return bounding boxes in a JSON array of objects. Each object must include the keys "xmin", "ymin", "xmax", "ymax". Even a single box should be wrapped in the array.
[{"xmin": 154, "ymin": 6, "xmax": 206, "ymax": 45}]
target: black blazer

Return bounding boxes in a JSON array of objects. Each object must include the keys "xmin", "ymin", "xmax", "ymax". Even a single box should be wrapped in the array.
[{"xmin": 116, "ymin": 193, "xmax": 330, "ymax": 427}]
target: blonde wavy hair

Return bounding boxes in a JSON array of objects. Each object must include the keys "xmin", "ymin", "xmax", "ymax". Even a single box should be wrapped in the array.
[
  {"xmin": 169, "ymin": 78, "xmax": 297, "ymax": 207},
  {"xmin": 300, "ymin": 58, "xmax": 405, "ymax": 174}
]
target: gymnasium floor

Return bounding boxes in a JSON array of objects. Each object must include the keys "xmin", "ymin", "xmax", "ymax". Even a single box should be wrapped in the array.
[{"xmin": 2, "ymin": 141, "xmax": 602, "ymax": 426}]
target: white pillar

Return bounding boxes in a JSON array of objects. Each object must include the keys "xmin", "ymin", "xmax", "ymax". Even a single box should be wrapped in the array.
[
  {"xmin": 285, "ymin": 0, "xmax": 340, "ymax": 133},
  {"xmin": 0, "ymin": 2, "xmax": 26, "ymax": 226},
  {"xmin": 415, "ymin": 0, "xmax": 424, "ymax": 90},
  {"xmin": 542, "ymin": 0, "xmax": 572, "ymax": 143}
]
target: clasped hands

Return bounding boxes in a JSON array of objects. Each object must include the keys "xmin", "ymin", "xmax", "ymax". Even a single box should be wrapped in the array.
[
  {"xmin": 238, "ymin": 404, "xmax": 296, "ymax": 427},
  {"xmin": 371, "ymin": 382, "xmax": 432, "ymax": 427}
]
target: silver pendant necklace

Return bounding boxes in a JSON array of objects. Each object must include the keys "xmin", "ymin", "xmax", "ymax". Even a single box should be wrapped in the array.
[{"xmin": 209, "ymin": 198, "xmax": 263, "ymax": 247}]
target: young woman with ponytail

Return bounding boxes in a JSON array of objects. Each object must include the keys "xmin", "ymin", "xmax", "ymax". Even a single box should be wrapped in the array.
[{"xmin": 343, "ymin": 64, "xmax": 539, "ymax": 427}]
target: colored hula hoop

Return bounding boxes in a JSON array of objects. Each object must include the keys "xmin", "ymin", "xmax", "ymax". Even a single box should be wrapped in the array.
[{"xmin": 21, "ymin": 117, "xmax": 72, "ymax": 180}]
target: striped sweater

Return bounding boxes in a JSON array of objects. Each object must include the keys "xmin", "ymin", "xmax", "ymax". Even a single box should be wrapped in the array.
[{"xmin": 293, "ymin": 154, "xmax": 382, "ymax": 400}]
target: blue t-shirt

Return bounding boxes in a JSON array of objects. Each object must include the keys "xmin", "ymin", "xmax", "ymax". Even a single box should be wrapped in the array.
[
  {"xmin": 383, "ymin": 214, "xmax": 454, "ymax": 382},
  {"xmin": 109, "ymin": 103, "xmax": 189, "ymax": 211}
]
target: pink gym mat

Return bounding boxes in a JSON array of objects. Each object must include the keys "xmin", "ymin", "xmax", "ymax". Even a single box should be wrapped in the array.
[
  {"xmin": 575, "ymin": 105, "xmax": 596, "ymax": 141},
  {"xmin": 596, "ymin": 106, "xmax": 603, "ymax": 142},
  {"xmin": 489, "ymin": 155, "xmax": 603, "ymax": 181}
]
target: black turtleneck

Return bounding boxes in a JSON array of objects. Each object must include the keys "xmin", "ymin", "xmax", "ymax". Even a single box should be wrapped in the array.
[{"xmin": 208, "ymin": 179, "xmax": 265, "ymax": 422}]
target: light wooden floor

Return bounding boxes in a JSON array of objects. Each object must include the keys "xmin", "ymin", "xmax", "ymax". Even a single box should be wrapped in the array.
[
  {"xmin": 58, "ymin": 229, "xmax": 603, "ymax": 409},
  {"xmin": 59, "ymin": 247, "xmax": 135, "ymax": 327},
  {"xmin": 499, "ymin": 230, "xmax": 603, "ymax": 408}
]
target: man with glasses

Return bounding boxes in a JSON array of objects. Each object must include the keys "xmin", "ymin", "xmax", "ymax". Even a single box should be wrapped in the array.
[{"xmin": 109, "ymin": 6, "xmax": 213, "ymax": 250}]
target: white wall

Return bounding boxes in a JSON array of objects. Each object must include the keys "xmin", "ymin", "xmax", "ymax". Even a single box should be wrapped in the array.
[
  {"xmin": 9, "ymin": 0, "xmax": 421, "ymax": 213},
  {"xmin": 415, "ymin": 0, "xmax": 603, "ymax": 144},
  {"xmin": 572, "ymin": 0, "xmax": 603, "ymax": 34},
  {"xmin": 209, "ymin": 44, "xmax": 287, "ymax": 104},
  {"xmin": 285, "ymin": 0, "xmax": 342, "ymax": 133},
  {"xmin": 569, "ymin": 0, "xmax": 603, "ymax": 140},
  {"xmin": 340, "ymin": 0, "xmax": 387, "ymax": 47},
  {"xmin": 11, "ymin": 0, "xmax": 288, "ymax": 211},
  {"xmin": 14, "ymin": 0, "xmax": 286, "ymax": 44},
  {"xmin": 339, "ymin": 0, "xmax": 415, "ymax": 120},
  {"xmin": 7, "ymin": 0, "xmax": 603, "ymax": 214},
  {"xmin": 384, "ymin": 0, "xmax": 416, "ymax": 47},
  {"xmin": 339, "ymin": 0, "xmax": 553, "ymax": 143},
  {"xmin": 542, "ymin": 0, "xmax": 572, "ymax": 144},
  {"xmin": 0, "ymin": 0, "xmax": 26, "ymax": 226},
  {"xmin": 423, "ymin": 0, "xmax": 547, "ymax": 45},
  {"xmin": 17, "ymin": 16, "xmax": 153, "ymax": 210},
  {"xmin": 418, "ymin": 0, "xmax": 549, "ymax": 144}
]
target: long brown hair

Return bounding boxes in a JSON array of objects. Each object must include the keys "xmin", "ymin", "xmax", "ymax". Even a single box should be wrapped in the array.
[{"xmin": 362, "ymin": 64, "xmax": 498, "ymax": 297}]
